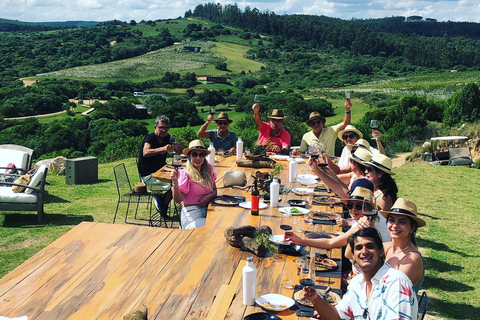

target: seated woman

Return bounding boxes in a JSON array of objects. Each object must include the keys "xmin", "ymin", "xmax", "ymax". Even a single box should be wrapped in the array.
[
  {"xmin": 364, "ymin": 153, "xmax": 398, "ymax": 211},
  {"xmin": 381, "ymin": 198, "xmax": 426, "ymax": 293},
  {"xmin": 170, "ymin": 140, "xmax": 217, "ymax": 229}
]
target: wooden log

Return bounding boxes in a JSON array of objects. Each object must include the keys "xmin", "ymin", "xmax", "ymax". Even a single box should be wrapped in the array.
[
  {"xmin": 241, "ymin": 236, "xmax": 268, "ymax": 257},
  {"xmin": 224, "ymin": 225, "xmax": 256, "ymax": 238}
]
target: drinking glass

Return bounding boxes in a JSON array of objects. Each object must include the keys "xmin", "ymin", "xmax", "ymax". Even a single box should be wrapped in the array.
[
  {"xmin": 345, "ymin": 90, "xmax": 351, "ymax": 100},
  {"xmin": 254, "ymin": 94, "xmax": 260, "ymax": 103},
  {"xmin": 299, "ymin": 260, "xmax": 314, "ymax": 287},
  {"xmin": 209, "ymin": 106, "xmax": 216, "ymax": 115},
  {"xmin": 217, "ymin": 149, "xmax": 225, "ymax": 157},
  {"xmin": 370, "ymin": 120, "xmax": 379, "ymax": 140},
  {"xmin": 292, "ymin": 215, "xmax": 302, "ymax": 233},
  {"xmin": 281, "ymin": 270, "xmax": 294, "ymax": 289},
  {"xmin": 172, "ymin": 155, "xmax": 182, "ymax": 168}
]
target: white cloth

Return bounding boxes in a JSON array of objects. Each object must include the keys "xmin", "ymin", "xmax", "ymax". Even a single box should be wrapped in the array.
[
  {"xmin": 338, "ymin": 146, "xmax": 379, "ymax": 168},
  {"xmin": 351, "ymin": 218, "xmax": 391, "ymax": 243},
  {"xmin": 335, "ymin": 264, "xmax": 418, "ymax": 320},
  {"xmin": 180, "ymin": 205, "xmax": 207, "ymax": 229}
]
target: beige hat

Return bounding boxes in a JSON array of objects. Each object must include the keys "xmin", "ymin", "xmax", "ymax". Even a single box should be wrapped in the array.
[
  {"xmin": 213, "ymin": 112, "xmax": 233, "ymax": 123},
  {"xmin": 340, "ymin": 183, "xmax": 374, "ymax": 204},
  {"xmin": 347, "ymin": 139, "xmax": 372, "ymax": 152},
  {"xmin": 306, "ymin": 111, "xmax": 326, "ymax": 127},
  {"xmin": 349, "ymin": 147, "xmax": 373, "ymax": 165},
  {"xmin": 338, "ymin": 125, "xmax": 363, "ymax": 140},
  {"xmin": 366, "ymin": 153, "xmax": 395, "ymax": 175},
  {"xmin": 268, "ymin": 109, "xmax": 287, "ymax": 120},
  {"xmin": 380, "ymin": 198, "xmax": 426, "ymax": 227},
  {"xmin": 182, "ymin": 139, "xmax": 211, "ymax": 156}
]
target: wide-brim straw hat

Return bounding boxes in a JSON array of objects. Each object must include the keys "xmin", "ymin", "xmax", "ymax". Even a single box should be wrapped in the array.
[
  {"xmin": 340, "ymin": 178, "xmax": 374, "ymax": 204},
  {"xmin": 213, "ymin": 112, "xmax": 233, "ymax": 123},
  {"xmin": 182, "ymin": 139, "xmax": 211, "ymax": 156},
  {"xmin": 268, "ymin": 109, "xmax": 287, "ymax": 120},
  {"xmin": 338, "ymin": 125, "xmax": 363, "ymax": 140},
  {"xmin": 380, "ymin": 198, "xmax": 426, "ymax": 227},
  {"xmin": 347, "ymin": 139, "xmax": 371, "ymax": 152},
  {"xmin": 366, "ymin": 153, "xmax": 395, "ymax": 175},
  {"xmin": 349, "ymin": 147, "xmax": 373, "ymax": 165},
  {"xmin": 306, "ymin": 111, "xmax": 326, "ymax": 127}
]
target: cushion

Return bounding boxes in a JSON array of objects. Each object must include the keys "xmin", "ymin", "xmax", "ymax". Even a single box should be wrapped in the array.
[
  {"xmin": 12, "ymin": 174, "xmax": 31, "ymax": 193},
  {"xmin": 0, "ymin": 186, "xmax": 38, "ymax": 203},
  {"xmin": 25, "ymin": 165, "xmax": 46, "ymax": 194},
  {"xmin": 0, "ymin": 149, "xmax": 28, "ymax": 169}
]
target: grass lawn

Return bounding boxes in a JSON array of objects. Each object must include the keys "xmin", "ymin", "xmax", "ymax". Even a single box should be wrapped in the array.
[{"xmin": 1, "ymin": 159, "xmax": 479, "ymax": 319}]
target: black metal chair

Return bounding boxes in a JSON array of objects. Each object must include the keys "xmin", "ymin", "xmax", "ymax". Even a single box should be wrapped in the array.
[
  {"xmin": 418, "ymin": 291, "xmax": 429, "ymax": 320},
  {"xmin": 113, "ymin": 163, "xmax": 167, "ymax": 227}
]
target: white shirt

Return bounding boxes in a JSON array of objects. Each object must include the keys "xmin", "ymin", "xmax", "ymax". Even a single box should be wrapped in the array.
[
  {"xmin": 337, "ymin": 146, "xmax": 379, "ymax": 168},
  {"xmin": 351, "ymin": 218, "xmax": 391, "ymax": 243},
  {"xmin": 336, "ymin": 264, "xmax": 418, "ymax": 320}
]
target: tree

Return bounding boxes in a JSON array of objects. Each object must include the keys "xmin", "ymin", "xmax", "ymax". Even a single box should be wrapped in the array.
[{"xmin": 444, "ymin": 83, "xmax": 480, "ymax": 126}]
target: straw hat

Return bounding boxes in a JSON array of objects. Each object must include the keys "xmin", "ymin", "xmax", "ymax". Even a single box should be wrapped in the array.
[
  {"xmin": 340, "ymin": 178, "xmax": 374, "ymax": 204},
  {"xmin": 305, "ymin": 111, "xmax": 326, "ymax": 127},
  {"xmin": 213, "ymin": 112, "xmax": 233, "ymax": 123},
  {"xmin": 366, "ymin": 153, "xmax": 395, "ymax": 175},
  {"xmin": 380, "ymin": 198, "xmax": 426, "ymax": 227},
  {"xmin": 349, "ymin": 147, "xmax": 373, "ymax": 165},
  {"xmin": 182, "ymin": 139, "xmax": 211, "ymax": 156},
  {"xmin": 338, "ymin": 125, "xmax": 363, "ymax": 140},
  {"xmin": 132, "ymin": 182, "xmax": 150, "ymax": 194},
  {"xmin": 347, "ymin": 139, "xmax": 372, "ymax": 152},
  {"xmin": 267, "ymin": 109, "xmax": 287, "ymax": 120}
]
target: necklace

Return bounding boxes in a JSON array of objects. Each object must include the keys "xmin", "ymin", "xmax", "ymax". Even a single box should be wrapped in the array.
[{"xmin": 398, "ymin": 242, "xmax": 412, "ymax": 253}]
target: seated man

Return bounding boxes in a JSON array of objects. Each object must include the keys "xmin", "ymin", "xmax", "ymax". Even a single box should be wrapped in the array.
[
  {"xmin": 295, "ymin": 100, "xmax": 351, "ymax": 157},
  {"xmin": 302, "ymin": 227, "xmax": 418, "ymax": 320},
  {"xmin": 252, "ymin": 103, "xmax": 290, "ymax": 154},
  {"xmin": 197, "ymin": 112, "xmax": 238, "ymax": 154},
  {"xmin": 138, "ymin": 115, "xmax": 184, "ymax": 219}
]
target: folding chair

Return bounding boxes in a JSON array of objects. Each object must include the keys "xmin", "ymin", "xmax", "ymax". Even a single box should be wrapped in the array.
[
  {"xmin": 113, "ymin": 163, "xmax": 167, "ymax": 227},
  {"xmin": 418, "ymin": 291, "xmax": 429, "ymax": 320}
]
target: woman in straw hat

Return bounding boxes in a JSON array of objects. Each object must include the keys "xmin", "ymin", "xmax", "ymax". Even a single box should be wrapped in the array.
[
  {"xmin": 353, "ymin": 198, "xmax": 426, "ymax": 292},
  {"xmin": 171, "ymin": 140, "xmax": 217, "ymax": 229},
  {"xmin": 252, "ymin": 103, "xmax": 291, "ymax": 154},
  {"xmin": 364, "ymin": 153, "xmax": 398, "ymax": 211}
]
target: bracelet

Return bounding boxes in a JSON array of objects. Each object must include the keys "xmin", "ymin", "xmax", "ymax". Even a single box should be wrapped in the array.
[{"xmin": 345, "ymin": 111, "xmax": 351, "ymax": 114}]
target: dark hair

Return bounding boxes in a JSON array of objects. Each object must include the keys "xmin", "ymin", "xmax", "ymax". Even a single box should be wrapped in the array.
[
  {"xmin": 386, "ymin": 214, "xmax": 419, "ymax": 246},
  {"xmin": 374, "ymin": 167, "xmax": 398, "ymax": 203},
  {"xmin": 348, "ymin": 227, "xmax": 384, "ymax": 254},
  {"xmin": 350, "ymin": 159, "xmax": 367, "ymax": 173}
]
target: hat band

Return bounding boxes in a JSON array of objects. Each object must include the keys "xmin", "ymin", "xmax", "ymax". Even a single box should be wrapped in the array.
[
  {"xmin": 190, "ymin": 146, "xmax": 206, "ymax": 151},
  {"xmin": 349, "ymin": 195, "xmax": 365, "ymax": 201},
  {"xmin": 352, "ymin": 153, "xmax": 366, "ymax": 163},
  {"xmin": 390, "ymin": 207, "xmax": 416, "ymax": 217},
  {"xmin": 370, "ymin": 159, "xmax": 391, "ymax": 172},
  {"xmin": 356, "ymin": 143, "xmax": 368, "ymax": 149}
]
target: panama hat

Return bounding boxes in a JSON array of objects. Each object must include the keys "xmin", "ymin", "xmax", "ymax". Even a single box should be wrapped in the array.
[
  {"xmin": 213, "ymin": 112, "xmax": 233, "ymax": 123},
  {"xmin": 366, "ymin": 153, "xmax": 395, "ymax": 175},
  {"xmin": 340, "ymin": 178, "xmax": 374, "ymax": 204},
  {"xmin": 347, "ymin": 139, "xmax": 372, "ymax": 152},
  {"xmin": 267, "ymin": 109, "xmax": 287, "ymax": 120},
  {"xmin": 182, "ymin": 139, "xmax": 211, "ymax": 156},
  {"xmin": 338, "ymin": 125, "xmax": 363, "ymax": 140},
  {"xmin": 380, "ymin": 198, "xmax": 426, "ymax": 227},
  {"xmin": 306, "ymin": 111, "xmax": 326, "ymax": 127},
  {"xmin": 349, "ymin": 147, "xmax": 373, "ymax": 165}
]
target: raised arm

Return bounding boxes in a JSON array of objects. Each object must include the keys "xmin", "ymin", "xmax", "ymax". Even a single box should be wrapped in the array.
[
  {"xmin": 372, "ymin": 129, "xmax": 386, "ymax": 155},
  {"xmin": 336, "ymin": 99, "xmax": 352, "ymax": 131},
  {"xmin": 252, "ymin": 103, "xmax": 264, "ymax": 130},
  {"xmin": 197, "ymin": 113, "xmax": 214, "ymax": 138},
  {"xmin": 309, "ymin": 159, "xmax": 349, "ymax": 199},
  {"xmin": 286, "ymin": 227, "xmax": 354, "ymax": 250}
]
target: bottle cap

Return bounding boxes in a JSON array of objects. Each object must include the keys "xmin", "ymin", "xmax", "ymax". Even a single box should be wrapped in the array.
[{"xmin": 247, "ymin": 256, "xmax": 254, "ymax": 262}]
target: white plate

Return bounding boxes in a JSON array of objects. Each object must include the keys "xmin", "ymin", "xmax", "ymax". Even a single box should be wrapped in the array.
[
  {"xmin": 291, "ymin": 187, "xmax": 314, "ymax": 196},
  {"xmin": 239, "ymin": 201, "xmax": 268, "ymax": 210},
  {"xmin": 270, "ymin": 154, "xmax": 290, "ymax": 161},
  {"xmin": 279, "ymin": 206, "xmax": 310, "ymax": 215},
  {"xmin": 297, "ymin": 173, "xmax": 318, "ymax": 180},
  {"xmin": 269, "ymin": 234, "xmax": 291, "ymax": 245},
  {"xmin": 255, "ymin": 293, "xmax": 295, "ymax": 312},
  {"xmin": 297, "ymin": 178, "xmax": 317, "ymax": 186},
  {"xmin": 294, "ymin": 157, "xmax": 305, "ymax": 163}
]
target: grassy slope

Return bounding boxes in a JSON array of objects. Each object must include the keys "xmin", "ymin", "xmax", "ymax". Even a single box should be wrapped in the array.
[{"xmin": 1, "ymin": 160, "xmax": 479, "ymax": 319}]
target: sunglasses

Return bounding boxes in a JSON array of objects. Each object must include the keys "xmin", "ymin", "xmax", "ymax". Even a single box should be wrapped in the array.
[
  {"xmin": 365, "ymin": 166, "xmax": 374, "ymax": 173},
  {"xmin": 347, "ymin": 202, "xmax": 363, "ymax": 211},
  {"xmin": 271, "ymin": 118, "xmax": 284, "ymax": 123},
  {"xmin": 342, "ymin": 133, "xmax": 357, "ymax": 140},
  {"xmin": 311, "ymin": 120, "xmax": 323, "ymax": 126},
  {"xmin": 217, "ymin": 122, "xmax": 229, "ymax": 126},
  {"xmin": 156, "ymin": 126, "xmax": 170, "ymax": 130},
  {"xmin": 190, "ymin": 152, "xmax": 206, "ymax": 158}
]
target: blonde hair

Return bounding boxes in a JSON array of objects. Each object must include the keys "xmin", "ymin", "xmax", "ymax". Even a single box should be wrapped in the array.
[{"xmin": 185, "ymin": 157, "xmax": 213, "ymax": 190}]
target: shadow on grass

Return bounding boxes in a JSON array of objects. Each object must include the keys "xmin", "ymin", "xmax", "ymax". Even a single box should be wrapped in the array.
[
  {"xmin": 424, "ymin": 275, "xmax": 474, "ymax": 292},
  {"xmin": 428, "ymin": 296, "xmax": 480, "ymax": 319},
  {"xmin": 418, "ymin": 238, "xmax": 477, "ymax": 258},
  {"xmin": 45, "ymin": 194, "xmax": 70, "ymax": 203},
  {"xmin": 424, "ymin": 256, "xmax": 463, "ymax": 273},
  {"xmin": 2, "ymin": 213, "xmax": 94, "ymax": 227},
  {"xmin": 418, "ymin": 212, "xmax": 441, "ymax": 220}
]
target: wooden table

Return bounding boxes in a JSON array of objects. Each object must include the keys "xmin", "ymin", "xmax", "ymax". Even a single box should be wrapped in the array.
[{"xmin": 0, "ymin": 156, "xmax": 342, "ymax": 320}]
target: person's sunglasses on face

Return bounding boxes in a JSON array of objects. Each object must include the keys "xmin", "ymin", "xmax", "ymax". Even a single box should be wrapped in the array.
[
  {"xmin": 190, "ymin": 152, "xmax": 206, "ymax": 158},
  {"xmin": 343, "ymin": 133, "xmax": 356, "ymax": 140}
]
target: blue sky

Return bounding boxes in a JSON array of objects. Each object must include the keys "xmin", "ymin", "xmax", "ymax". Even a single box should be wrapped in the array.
[{"xmin": 1, "ymin": 0, "xmax": 480, "ymax": 23}]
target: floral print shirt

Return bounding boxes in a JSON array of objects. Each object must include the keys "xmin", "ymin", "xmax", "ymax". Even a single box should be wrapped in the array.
[{"xmin": 336, "ymin": 264, "xmax": 418, "ymax": 320}]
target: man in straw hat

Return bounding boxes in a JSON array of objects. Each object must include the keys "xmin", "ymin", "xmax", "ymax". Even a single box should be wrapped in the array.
[
  {"xmin": 300, "ymin": 227, "xmax": 418, "ymax": 320},
  {"xmin": 197, "ymin": 111, "xmax": 238, "ymax": 154},
  {"xmin": 294, "ymin": 99, "xmax": 352, "ymax": 157},
  {"xmin": 252, "ymin": 103, "xmax": 291, "ymax": 154}
]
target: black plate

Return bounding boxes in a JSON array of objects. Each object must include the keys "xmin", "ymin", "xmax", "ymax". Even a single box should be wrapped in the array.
[
  {"xmin": 278, "ymin": 243, "xmax": 306, "ymax": 255},
  {"xmin": 244, "ymin": 312, "xmax": 282, "ymax": 320},
  {"xmin": 287, "ymin": 199, "xmax": 309, "ymax": 207}
]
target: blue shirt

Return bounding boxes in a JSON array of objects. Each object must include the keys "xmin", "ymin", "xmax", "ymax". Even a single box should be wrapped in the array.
[{"xmin": 208, "ymin": 129, "xmax": 238, "ymax": 151}]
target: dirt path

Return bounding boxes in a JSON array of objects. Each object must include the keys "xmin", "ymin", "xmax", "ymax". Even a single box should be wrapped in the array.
[{"xmin": 391, "ymin": 152, "xmax": 410, "ymax": 168}]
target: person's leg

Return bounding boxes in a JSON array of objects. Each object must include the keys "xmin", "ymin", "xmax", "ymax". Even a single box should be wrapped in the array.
[
  {"xmin": 142, "ymin": 175, "xmax": 171, "ymax": 220},
  {"xmin": 180, "ymin": 206, "xmax": 207, "ymax": 229}
]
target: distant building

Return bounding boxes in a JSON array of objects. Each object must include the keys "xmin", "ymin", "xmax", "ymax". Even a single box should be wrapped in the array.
[
  {"xmin": 184, "ymin": 46, "xmax": 201, "ymax": 52},
  {"xmin": 407, "ymin": 15, "xmax": 423, "ymax": 21},
  {"xmin": 425, "ymin": 18, "xmax": 437, "ymax": 22},
  {"xmin": 197, "ymin": 76, "xmax": 227, "ymax": 84},
  {"xmin": 134, "ymin": 104, "xmax": 149, "ymax": 119}
]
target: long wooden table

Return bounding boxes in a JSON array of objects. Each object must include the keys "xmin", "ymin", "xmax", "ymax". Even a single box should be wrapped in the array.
[{"xmin": 0, "ymin": 156, "xmax": 342, "ymax": 320}]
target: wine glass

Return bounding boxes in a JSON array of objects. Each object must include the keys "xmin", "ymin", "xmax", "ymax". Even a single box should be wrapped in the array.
[
  {"xmin": 345, "ymin": 90, "xmax": 351, "ymax": 101},
  {"xmin": 362, "ymin": 195, "xmax": 377, "ymax": 218},
  {"xmin": 172, "ymin": 155, "xmax": 182, "ymax": 168},
  {"xmin": 254, "ymin": 94, "xmax": 260, "ymax": 103},
  {"xmin": 370, "ymin": 120, "xmax": 379, "ymax": 140},
  {"xmin": 209, "ymin": 106, "xmax": 216, "ymax": 115}
]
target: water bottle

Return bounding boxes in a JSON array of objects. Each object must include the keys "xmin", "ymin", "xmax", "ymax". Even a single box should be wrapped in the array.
[
  {"xmin": 289, "ymin": 157, "xmax": 297, "ymax": 183},
  {"xmin": 243, "ymin": 257, "xmax": 257, "ymax": 305},
  {"xmin": 208, "ymin": 143, "xmax": 216, "ymax": 166},
  {"xmin": 270, "ymin": 177, "xmax": 280, "ymax": 208},
  {"xmin": 236, "ymin": 137, "xmax": 243, "ymax": 162}
]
